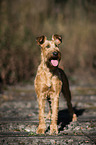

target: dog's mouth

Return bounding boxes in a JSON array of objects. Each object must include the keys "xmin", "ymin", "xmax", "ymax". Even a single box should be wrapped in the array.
[
  {"xmin": 47, "ymin": 51, "xmax": 61, "ymax": 68},
  {"xmin": 51, "ymin": 59, "xmax": 58, "ymax": 67}
]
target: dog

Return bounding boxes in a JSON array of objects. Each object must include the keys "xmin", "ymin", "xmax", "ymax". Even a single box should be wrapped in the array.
[{"xmin": 34, "ymin": 34, "xmax": 77, "ymax": 134}]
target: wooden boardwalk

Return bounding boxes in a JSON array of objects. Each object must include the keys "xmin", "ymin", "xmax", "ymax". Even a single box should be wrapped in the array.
[{"xmin": 0, "ymin": 85, "xmax": 96, "ymax": 144}]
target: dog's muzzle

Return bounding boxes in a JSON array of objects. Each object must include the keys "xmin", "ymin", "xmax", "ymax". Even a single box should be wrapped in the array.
[{"xmin": 50, "ymin": 51, "xmax": 61, "ymax": 67}]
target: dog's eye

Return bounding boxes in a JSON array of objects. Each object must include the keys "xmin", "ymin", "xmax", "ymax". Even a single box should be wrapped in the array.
[{"xmin": 46, "ymin": 44, "xmax": 50, "ymax": 48}]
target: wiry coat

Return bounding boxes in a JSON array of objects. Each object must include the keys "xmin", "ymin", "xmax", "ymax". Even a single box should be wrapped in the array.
[{"xmin": 34, "ymin": 35, "xmax": 77, "ymax": 134}]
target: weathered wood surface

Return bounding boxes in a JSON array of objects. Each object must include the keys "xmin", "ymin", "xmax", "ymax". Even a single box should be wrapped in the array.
[{"xmin": 0, "ymin": 85, "xmax": 96, "ymax": 144}]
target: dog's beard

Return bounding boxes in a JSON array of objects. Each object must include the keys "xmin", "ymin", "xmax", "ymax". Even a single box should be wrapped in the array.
[
  {"xmin": 46, "ymin": 58, "xmax": 60, "ymax": 68},
  {"xmin": 45, "ymin": 52, "xmax": 61, "ymax": 68}
]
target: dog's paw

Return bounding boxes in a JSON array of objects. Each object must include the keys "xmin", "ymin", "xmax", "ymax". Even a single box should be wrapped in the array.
[
  {"xmin": 36, "ymin": 125, "xmax": 46, "ymax": 134},
  {"xmin": 72, "ymin": 114, "xmax": 77, "ymax": 122},
  {"xmin": 50, "ymin": 124, "xmax": 58, "ymax": 135}
]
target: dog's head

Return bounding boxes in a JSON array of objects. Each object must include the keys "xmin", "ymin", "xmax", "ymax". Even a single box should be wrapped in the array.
[{"xmin": 36, "ymin": 34, "xmax": 62, "ymax": 68}]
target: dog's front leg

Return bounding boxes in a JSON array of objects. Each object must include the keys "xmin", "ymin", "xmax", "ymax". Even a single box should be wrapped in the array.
[
  {"xmin": 50, "ymin": 94, "xmax": 59, "ymax": 134},
  {"xmin": 36, "ymin": 95, "xmax": 46, "ymax": 134}
]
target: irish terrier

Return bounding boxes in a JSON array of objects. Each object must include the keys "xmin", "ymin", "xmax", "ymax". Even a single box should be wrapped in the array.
[{"xmin": 34, "ymin": 34, "xmax": 77, "ymax": 135}]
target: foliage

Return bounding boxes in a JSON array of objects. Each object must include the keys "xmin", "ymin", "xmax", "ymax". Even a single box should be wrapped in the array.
[{"xmin": 0, "ymin": 0, "xmax": 96, "ymax": 84}]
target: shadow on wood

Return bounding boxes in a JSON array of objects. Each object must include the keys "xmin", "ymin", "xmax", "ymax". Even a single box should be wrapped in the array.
[{"xmin": 58, "ymin": 107, "xmax": 85, "ymax": 132}]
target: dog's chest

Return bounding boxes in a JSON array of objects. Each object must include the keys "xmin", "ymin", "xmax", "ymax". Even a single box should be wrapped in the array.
[
  {"xmin": 45, "ymin": 71, "xmax": 62, "ymax": 90},
  {"xmin": 36, "ymin": 65, "xmax": 62, "ymax": 93},
  {"xmin": 45, "ymin": 72, "xmax": 52, "ymax": 88}
]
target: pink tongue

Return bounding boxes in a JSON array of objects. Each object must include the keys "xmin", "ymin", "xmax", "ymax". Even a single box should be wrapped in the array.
[{"xmin": 51, "ymin": 60, "xmax": 58, "ymax": 66}]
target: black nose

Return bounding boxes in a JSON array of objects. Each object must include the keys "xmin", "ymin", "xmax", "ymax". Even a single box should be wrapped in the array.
[{"xmin": 53, "ymin": 52, "xmax": 58, "ymax": 56}]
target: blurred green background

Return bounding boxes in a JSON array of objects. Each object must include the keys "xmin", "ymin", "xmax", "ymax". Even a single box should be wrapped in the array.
[{"xmin": 0, "ymin": 0, "xmax": 96, "ymax": 85}]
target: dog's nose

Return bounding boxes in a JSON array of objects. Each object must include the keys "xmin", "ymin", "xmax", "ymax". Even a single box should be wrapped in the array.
[{"xmin": 53, "ymin": 52, "xmax": 58, "ymax": 56}]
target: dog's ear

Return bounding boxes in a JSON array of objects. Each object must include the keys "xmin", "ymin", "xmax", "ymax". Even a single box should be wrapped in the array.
[
  {"xmin": 52, "ymin": 34, "xmax": 62, "ymax": 45},
  {"xmin": 36, "ymin": 36, "xmax": 46, "ymax": 46}
]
